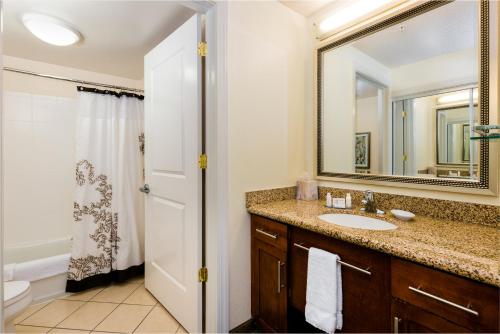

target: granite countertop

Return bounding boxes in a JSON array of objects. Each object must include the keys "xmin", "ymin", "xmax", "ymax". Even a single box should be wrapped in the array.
[{"xmin": 247, "ymin": 199, "xmax": 500, "ymax": 287}]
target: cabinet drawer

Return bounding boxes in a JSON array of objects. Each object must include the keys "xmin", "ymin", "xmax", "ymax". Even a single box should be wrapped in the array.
[
  {"xmin": 289, "ymin": 227, "xmax": 391, "ymax": 332},
  {"xmin": 251, "ymin": 215, "xmax": 288, "ymax": 251},
  {"xmin": 391, "ymin": 258, "xmax": 499, "ymax": 332}
]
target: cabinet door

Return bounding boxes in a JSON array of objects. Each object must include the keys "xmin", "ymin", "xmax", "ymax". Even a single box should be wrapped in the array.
[
  {"xmin": 251, "ymin": 238, "xmax": 287, "ymax": 332},
  {"xmin": 392, "ymin": 299, "xmax": 469, "ymax": 333},
  {"xmin": 289, "ymin": 227, "xmax": 391, "ymax": 332}
]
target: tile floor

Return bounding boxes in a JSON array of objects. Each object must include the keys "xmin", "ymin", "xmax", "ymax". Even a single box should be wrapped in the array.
[{"xmin": 13, "ymin": 277, "xmax": 188, "ymax": 334}]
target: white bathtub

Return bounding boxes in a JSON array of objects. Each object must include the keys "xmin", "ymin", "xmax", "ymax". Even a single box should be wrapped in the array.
[{"xmin": 4, "ymin": 238, "xmax": 72, "ymax": 302}]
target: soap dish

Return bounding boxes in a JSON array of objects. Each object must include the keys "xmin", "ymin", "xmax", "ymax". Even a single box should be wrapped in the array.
[{"xmin": 391, "ymin": 209, "xmax": 415, "ymax": 221}]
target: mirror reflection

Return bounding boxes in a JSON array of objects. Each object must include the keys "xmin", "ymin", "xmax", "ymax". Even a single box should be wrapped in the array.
[{"xmin": 320, "ymin": 1, "xmax": 479, "ymax": 180}]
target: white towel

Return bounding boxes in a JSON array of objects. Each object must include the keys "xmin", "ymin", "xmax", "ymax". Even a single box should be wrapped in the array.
[
  {"xmin": 3, "ymin": 263, "xmax": 16, "ymax": 281},
  {"xmin": 305, "ymin": 247, "xmax": 343, "ymax": 333}
]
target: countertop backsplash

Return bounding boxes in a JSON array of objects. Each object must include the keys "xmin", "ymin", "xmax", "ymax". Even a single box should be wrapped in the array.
[{"xmin": 246, "ymin": 186, "xmax": 499, "ymax": 227}]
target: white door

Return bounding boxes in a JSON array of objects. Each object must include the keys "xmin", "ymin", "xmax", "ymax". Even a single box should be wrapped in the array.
[{"xmin": 144, "ymin": 14, "xmax": 202, "ymax": 333}]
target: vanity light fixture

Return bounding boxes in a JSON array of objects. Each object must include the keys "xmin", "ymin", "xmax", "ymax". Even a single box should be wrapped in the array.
[
  {"xmin": 318, "ymin": 0, "xmax": 393, "ymax": 34},
  {"xmin": 22, "ymin": 13, "xmax": 81, "ymax": 46},
  {"xmin": 437, "ymin": 90, "xmax": 478, "ymax": 104}
]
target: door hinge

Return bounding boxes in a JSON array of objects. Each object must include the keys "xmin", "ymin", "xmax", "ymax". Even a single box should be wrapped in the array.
[
  {"xmin": 198, "ymin": 154, "xmax": 207, "ymax": 169},
  {"xmin": 198, "ymin": 42, "xmax": 207, "ymax": 57},
  {"xmin": 401, "ymin": 111, "xmax": 407, "ymax": 118},
  {"xmin": 198, "ymin": 267, "xmax": 208, "ymax": 283},
  {"xmin": 403, "ymin": 154, "xmax": 408, "ymax": 162}
]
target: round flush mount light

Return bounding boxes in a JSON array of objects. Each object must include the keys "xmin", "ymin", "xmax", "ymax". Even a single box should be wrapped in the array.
[{"xmin": 22, "ymin": 13, "xmax": 82, "ymax": 46}]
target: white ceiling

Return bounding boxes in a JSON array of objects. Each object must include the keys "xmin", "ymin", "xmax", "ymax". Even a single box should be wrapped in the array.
[
  {"xmin": 4, "ymin": 0, "xmax": 195, "ymax": 79},
  {"xmin": 279, "ymin": 0, "xmax": 333, "ymax": 17},
  {"xmin": 352, "ymin": 1, "xmax": 477, "ymax": 69}
]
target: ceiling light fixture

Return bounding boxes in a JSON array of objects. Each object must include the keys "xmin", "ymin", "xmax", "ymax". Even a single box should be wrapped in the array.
[
  {"xmin": 22, "ymin": 13, "xmax": 81, "ymax": 46},
  {"xmin": 319, "ymin": 0, "xmax": 393, "ymax": 34}
]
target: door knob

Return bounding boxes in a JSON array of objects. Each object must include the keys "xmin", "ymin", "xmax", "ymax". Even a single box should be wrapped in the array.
[{"xmin": 139, "ymin": 184, "xmax": 150, "ymax": 194}]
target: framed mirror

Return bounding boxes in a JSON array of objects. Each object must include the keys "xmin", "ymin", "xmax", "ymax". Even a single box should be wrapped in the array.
[{"xmin": 316, "ymin": 0, "xmax": 491, "ymax": 189}]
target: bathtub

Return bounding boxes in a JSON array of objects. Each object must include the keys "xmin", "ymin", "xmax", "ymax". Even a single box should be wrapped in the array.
[{"xmin": 4, "ymin": 238, "xmax": 72, "ymax": 302}]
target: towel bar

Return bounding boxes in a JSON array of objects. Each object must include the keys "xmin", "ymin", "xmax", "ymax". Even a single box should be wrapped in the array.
[{"xmin": 293, "ymin": 242, "xmax": 372, "ymax": 276}]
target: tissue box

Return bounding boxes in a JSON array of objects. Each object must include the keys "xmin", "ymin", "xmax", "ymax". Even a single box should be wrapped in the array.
[{"xmin": 296, "ymin": 180, "xmax": 318, "ymax": 201}]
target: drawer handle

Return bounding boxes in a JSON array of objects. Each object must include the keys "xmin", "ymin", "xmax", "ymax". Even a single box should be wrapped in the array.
[
  {"xmin": 409, "ymin": 286, "xmax": 479, "ymax": 316},
  {"xmin": 255, "ymin": 228, "xmax": 279, "ymax": 239},
  {"xmin": 393, "ymin": 316, "xmax": 401, "ymax": 334},
  {"xmin": 293, "ymin": 242, "xmax": 372, "ymax": 276},
  {"xmin": 277, "ymin": 260, "xmax": 285, "ymax": 293}
]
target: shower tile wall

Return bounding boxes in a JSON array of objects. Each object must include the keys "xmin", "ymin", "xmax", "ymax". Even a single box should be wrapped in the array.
[{"xmin": 4, "ymin": 91, "xmax": 76, "ymax": 256}]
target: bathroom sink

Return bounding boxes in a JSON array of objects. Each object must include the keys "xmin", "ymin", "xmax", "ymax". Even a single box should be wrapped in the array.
[{"xmin": 318, "ymin": 213, "xmax": 397, "ymax": 231}]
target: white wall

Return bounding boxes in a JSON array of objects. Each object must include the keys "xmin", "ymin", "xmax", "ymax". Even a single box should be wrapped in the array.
[
  {"xmin": 2, "ymin": 56, "xmax": 143, "ymax": 253},
  {"xmin": 322, "ymin": 46, "xmax": 390, "ymax": 173},
  {"xmin": 391, "ymin": 48, "xmax": 477, "ymax": 98},
  {"xmin": 226, "ymin": 1, "xmax": 307, "ymax": 328},
  {"xmin": 356, "ymin": 96, "xmax": 380, "ymax": 173}
]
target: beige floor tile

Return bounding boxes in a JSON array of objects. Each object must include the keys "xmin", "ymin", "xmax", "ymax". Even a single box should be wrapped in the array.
[
  {"xmin": 15, "ymin": 325, "xmax": 51, "ymax": 333},
  {"xmin": 128, "ymin": 276, "xmax": 144, "ymax": 284},
  {"xmin": 14, "ymin": 301, "xmax": 51, "ymax": 324},
  {"xmin": 49, "ymin": 329, "xmax": 91, "ymax": 333},
  {"xmin": 62, "ymin": 287, "xmax": 105, "ymax": 302},
  {"xmin": 94, "ymin": 304, "xmax": 153, "ymax": 333},
  {"xmin": 91, "ymin": 282, "xmax": 141, "ymax": 303},
  {"xmin": 176, "ymin": 325, "xmax": 188, "ymax": 333},
  {"xmin": 123, "ymin": 285, "xmax": 157, "ymax": 306},
  {"xmin": 57, "ymin": 302, "xmax": 118, "ymax": 330},
  {"xmin": 21, "ymin": 300, "xmax": 84, "ymax": 327},
  {"xmin": 134, "ymin": 305, "xmax": 180, "ymax": 334}
]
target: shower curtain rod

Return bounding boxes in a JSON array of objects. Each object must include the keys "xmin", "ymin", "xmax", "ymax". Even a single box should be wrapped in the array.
[{"xmin": 3, "ymin": 67, "xmax": 144, "ymax": 93}]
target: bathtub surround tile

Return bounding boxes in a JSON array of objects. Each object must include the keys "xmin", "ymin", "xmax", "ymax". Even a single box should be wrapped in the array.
[
  {"xmin": 91, "ymin": 281, "xmax": 142, "ymax": 303},
  {"xmin": 134, "ymin": 305, "xmax": 180, "ymax": 334},
  {"xmin": 123, "ymin": 285, "xmax": 157, "ymax": 306},
  {"xmin": 14, "ymin": 301, "xmax": 52, "ymax": 324},
  {"xmin": 63, "ymin": 287, "xmax": 105, "ymax": 302},
  {"xmin": 21, "ymin": 300, "xmax": 85, "ymax": 328},
  {"xmin": 57, "ymin": 302, "xmax": 118, "ymax": 330},
  {"xmin": 15, "ymin": 325, "xmax": 51, "ymax": 333},
  {"xmin": 94, "ymin": 304, "xmax": 153, "ymax": 333}
]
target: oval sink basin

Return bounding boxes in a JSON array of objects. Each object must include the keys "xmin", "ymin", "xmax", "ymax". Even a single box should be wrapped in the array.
[{"xmin": 318, "ymin": 213, "xmax": 397, "ymax": 231}]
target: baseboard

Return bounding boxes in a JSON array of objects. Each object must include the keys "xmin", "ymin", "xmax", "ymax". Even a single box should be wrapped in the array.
[{"xmin": 229, "ymin": 319, "xmax": 259, "ymax": 333}]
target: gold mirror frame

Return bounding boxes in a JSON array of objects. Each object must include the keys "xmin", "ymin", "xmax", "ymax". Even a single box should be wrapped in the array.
[{"xmin": 316, "ymin": 0, "xmax": 490, "ymax": 190}]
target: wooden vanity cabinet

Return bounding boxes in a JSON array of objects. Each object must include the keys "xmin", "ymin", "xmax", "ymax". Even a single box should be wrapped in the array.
[
  {"xmin": 250, "ymin": 214, "xmax": 499, "ymax": 333},
  {"xmin": 289, "ymin": 226, "xmax": 391, "ymax": 333},
  {"xmin": 391, "ymin": 258, "xmax": 499, "ymax": 333},
  {"xmin": 251, "ymin": 216, "xmax": 288, "ymax": 332}
]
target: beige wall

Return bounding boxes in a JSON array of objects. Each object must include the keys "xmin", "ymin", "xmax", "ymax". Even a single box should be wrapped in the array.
[
  {"xmin": 2, "ymin": 56, "xmax": 143, "ymax": 253},
  {"xmin": 227, "ymin": 1, "xmax": 307, "ymax": 328}
]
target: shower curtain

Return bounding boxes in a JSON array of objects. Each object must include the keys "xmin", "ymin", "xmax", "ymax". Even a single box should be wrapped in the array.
[{"xmin": 66, "ymin": 86, "xmax": 145, "ymax": 292}]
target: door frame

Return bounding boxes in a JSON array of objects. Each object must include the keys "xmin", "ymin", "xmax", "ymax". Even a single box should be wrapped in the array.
[
  {"xmin": 168, "ymin": 1, "xmax": 230, "ymax": 332},
  {"xmin": 0, "ymin": 1, "xmax": 229, "ymax": 332}
]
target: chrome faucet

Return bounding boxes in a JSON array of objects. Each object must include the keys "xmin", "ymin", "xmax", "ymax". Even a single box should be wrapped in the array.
[{"xmin": 362, "ymin": 190, "xmax": 377, "ymax": 213}]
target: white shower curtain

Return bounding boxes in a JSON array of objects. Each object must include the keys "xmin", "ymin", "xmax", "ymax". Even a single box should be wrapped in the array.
[{"xmin": 67, "ymin": 87, "xmax": 144, "ymax": 292}]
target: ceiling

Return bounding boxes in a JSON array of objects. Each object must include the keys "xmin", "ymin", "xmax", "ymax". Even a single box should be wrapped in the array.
[
  {"xmin": 352, "ymin": 1, "xmax": 477, "ymax": 68},
  {"xmin": 4, "ymin": 0, "xmax": 195, "ymax": 79},
  {"xmin": 279, "ymin": 0, "xmax": 333, "ymax": 17}
]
